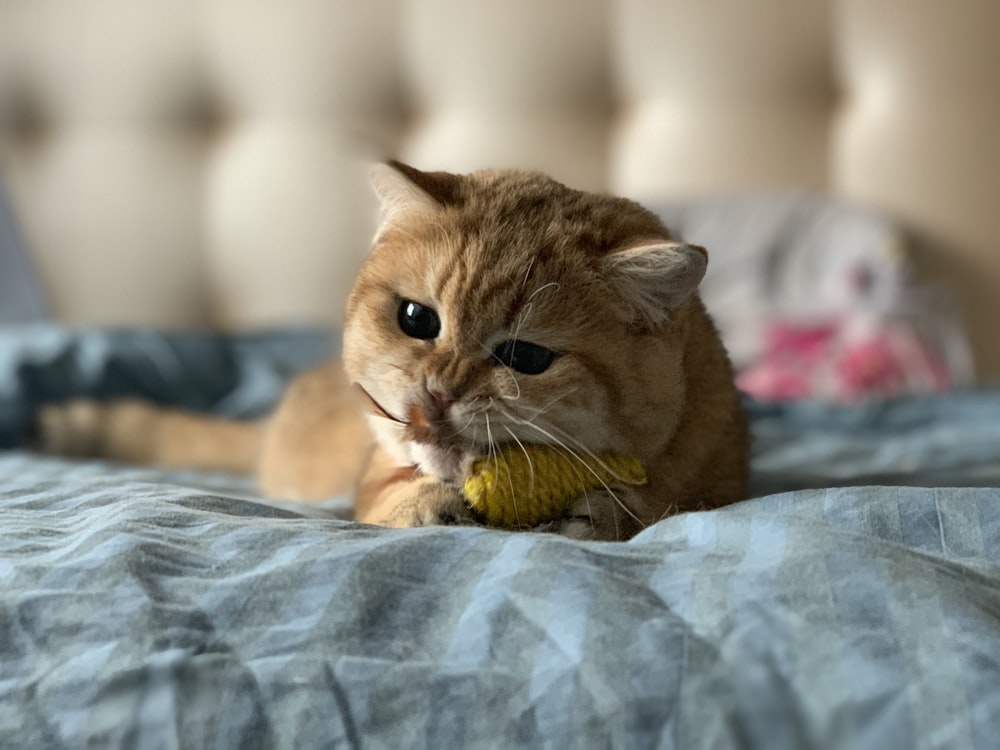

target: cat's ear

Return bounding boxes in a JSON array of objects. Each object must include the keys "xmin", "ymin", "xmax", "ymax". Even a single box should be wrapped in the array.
[
  {"xmin": 604, "ymin": 241, "xmax": 707, "ymax": 326},
  {"xmin": 370, "ymin": 161, "xmax": 462, "ymax": 221}
]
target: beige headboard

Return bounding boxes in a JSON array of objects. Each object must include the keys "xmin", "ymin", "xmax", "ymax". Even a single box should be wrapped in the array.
[{"xmin": 1, "ymin": 1, "xmax": 998, "ymax": 377}]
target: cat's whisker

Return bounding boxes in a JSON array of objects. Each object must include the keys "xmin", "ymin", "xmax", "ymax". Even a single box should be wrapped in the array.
[
  {"xmin": 484, "ymin": 396, "xmax": 495, "ymax": 418},
  {"xmin": 485, "ymin": 412, "xmax": 498, "ymax": 476},
  {"xmin": 656, "ymin": 502, "xmax": 680, "ymax": 523},
  {"xmin": 532, "ymin": 425, "xmax": 628, "ymax": 537},
  {"xmin": 513, "ymin": 275, "xmax": 563, "ymax": 352},
  {"xmin": 504, "ymin": 367, "xmax": 522, "ymax": 402},
  {"xmin": 484, "ymin": 411, "xmax": 522, "ymax": 526},
  {"xmin": 500, "ymin": 439, "xmax": 521, "ymax": 528},
  {"xmin": 538, "ymin": 421, "xmax": 631, "ymax": 476},
  {"xmin": 501, "ymin": 415, "xmax": 593, "ymax": 528},
  {"xmin": 526, "ymin": 281, "xmax": 560, "ymax": 303},
  {"xmin": 453, "ymin": 394, "xmax": 483, "ymax": 436},
  {"xmin": 455, "ymin": 410, "xmax": 478, "ymax": 436},
  {"xmin": 492, "ymin": 342, "xmax": 524, "ymax": 404},
  {"xmin": 500, "ymin": 410, "xmax": 645, "ymax": 528},
  {"xmin": 511, "ymin": 418, "xmax": 646, "ymax": 531},
  {"xmin": 519, "ymin": 256, "xmax": 535, "ymax": 292},
  {"xmin": 546, "ymin": 427, "xmax": 650, "ymax": 532},
  {"xmin": 512, "ymin": 303, "xmax": 531, "ymax": 346},
  {"xmin": 511, "ymin": 275, "xmax": 561, "ymax": 348},
  {"xmin": 508, "ymin": 387, "xmax": 579, "ymax": 423},
  {"xmin": 504, "ymin": 425, "xmax": 536, "ymax": 500},
  {"xmin": 463, "ymin": 396, "xmax": 493, "ymax": 419},
  {"xmin": 578, "ymin": 486, "xmax": 597, "ymax": 537},
  {"xmin": 457, "ymin": 396, "xmax": 494, "ymax": 441},
  {"xmin": 476, "ymin": 358, "xmax": 520, "ymax": 403},
  {"xmin": 501, "ymin": 407, "xmax": 638, "ymax": 487},
  {"xmin": 474, "ymin": 334, "xmax": 523, "ymax": 403}
]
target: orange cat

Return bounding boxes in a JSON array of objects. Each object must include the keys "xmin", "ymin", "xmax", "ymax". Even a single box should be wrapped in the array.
[{"xmin": 39, "ymin": 162, "xmax": 749, "ymax": 540}]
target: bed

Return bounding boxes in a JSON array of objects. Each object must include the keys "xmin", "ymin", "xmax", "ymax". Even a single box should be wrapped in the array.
[
  {"xmin": 3, "ymin": 3, "xmax": 1000, "ymax": 747},
  {"xmin": 2, "ymin": 319, "xmax": 1000, "ymax": 748}
]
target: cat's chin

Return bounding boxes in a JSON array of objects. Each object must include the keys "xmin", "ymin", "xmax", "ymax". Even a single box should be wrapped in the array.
[{"xmin": 408, "ymin": 441, "xmax": 471, "ymax": 483}]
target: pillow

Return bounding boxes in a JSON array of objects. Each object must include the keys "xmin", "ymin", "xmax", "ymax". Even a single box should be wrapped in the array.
[{"xmin": 654, "ymin": 192, "xmax": 973, "ymax": 401}]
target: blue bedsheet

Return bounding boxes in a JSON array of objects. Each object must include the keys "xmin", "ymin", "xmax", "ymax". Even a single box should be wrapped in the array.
[{"xmin": 2, "ymin": 327, "xmax": 1000, "ymax": 748}]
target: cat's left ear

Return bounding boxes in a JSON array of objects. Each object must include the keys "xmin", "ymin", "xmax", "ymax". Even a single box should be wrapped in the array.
[
  {"xmin": 370, "ymin": 161, "xmax": 462, "ymax": 223},
  {"xmin": 604, "ymin": 241, "xmax": 707, "ymax": 326}
]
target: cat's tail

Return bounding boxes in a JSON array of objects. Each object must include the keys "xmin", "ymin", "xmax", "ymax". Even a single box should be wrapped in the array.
[
  {"xmin": 35, "ymin": 399, "xmax": 264, "ymax": 474},
  {"xmin": 33, "ymin": 361, "xmax": 373, "ymax": 502}
]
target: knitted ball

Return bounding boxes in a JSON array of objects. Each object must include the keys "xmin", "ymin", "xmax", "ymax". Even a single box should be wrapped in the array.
[{"xmin": 463, "ymin": 443, "xmax": 647, "ymax": 528}]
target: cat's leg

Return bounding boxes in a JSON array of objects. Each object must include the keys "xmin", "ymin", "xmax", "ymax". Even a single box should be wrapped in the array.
[
  {"xmin": 354, "ymin": 446, "xmax": 480, "ymax": 528},
  {"xmin": 255, "ymin": 363, "xmax": 371, "ymax": 500},
  {"xmin": 369, "ymin": 476, "xmax": 481, "ymax": 528}
]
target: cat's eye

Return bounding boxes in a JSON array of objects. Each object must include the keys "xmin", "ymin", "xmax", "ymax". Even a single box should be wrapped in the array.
[
  {"xmin": 493, "ymin": 340, "xmax": 558, "ymax": 375},
  {"xmin": 398, "ymin": 300, "xmax": 441, "ymax": 340}
]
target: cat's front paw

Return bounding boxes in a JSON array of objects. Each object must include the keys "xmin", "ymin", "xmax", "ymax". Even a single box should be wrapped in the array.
[
  {"xmin": 548, "ymin": 491, "xmax": 646, "ymax": 541},
  {"xmin": 548, "ymin": 516, "xmax": 599, "ymax": 540},
  {"xmin": 381, "ymin": 478, "xmax": 481, "ymax": 529}
]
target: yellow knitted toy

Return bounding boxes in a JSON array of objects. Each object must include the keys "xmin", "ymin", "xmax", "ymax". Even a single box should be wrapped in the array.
[{"xmin": 463, "ymin": 444, "xmax": 647, "ymax": 528}]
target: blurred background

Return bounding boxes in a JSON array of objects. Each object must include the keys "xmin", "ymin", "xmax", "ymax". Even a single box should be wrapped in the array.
[{"xmin": 0, "ymin": 0, "xmax": 997, "ymax": 390}]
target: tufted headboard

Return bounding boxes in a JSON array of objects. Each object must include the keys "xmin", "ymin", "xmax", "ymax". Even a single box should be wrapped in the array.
[{"xmin": 1, "ymin": 1, "xmax": 998, "ymax": 377}]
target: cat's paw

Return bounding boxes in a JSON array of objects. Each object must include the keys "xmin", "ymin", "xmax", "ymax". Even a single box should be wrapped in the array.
[
  {"xmin": 549, "ymin": 516, "xmax": 599, "ymax": 541},
  {"xmin": 34, "ymin": 398, "xmax": 160, "ymax": 463},
  {"xmin": 34, "ymin": 399, "xmax": 104, "ymax": 456},
  {"xmin": 381, "ymin": 479, "xmax": 482, "ymax": 529},
  {"xmin": 548, "ymin": 492, "xmax": 645, "ymax": 541}
]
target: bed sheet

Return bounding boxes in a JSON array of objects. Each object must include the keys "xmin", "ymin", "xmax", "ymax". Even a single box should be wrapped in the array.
[
  {"xmin": 2, "ymin": 452, "xmax": 999, "ymax": 748},
  {"xmin": 3, "ymin": 326, "xmax": 1000, "ymax": 747}
]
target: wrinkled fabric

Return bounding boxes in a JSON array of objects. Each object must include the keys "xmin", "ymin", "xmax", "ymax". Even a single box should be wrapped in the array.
[
  {"xmin": 1, "ymin": 454, "xmax": 999, "ymax": 749},
  {"xmin": 2, "ymin": 327, "xmax": 1000, "ymax": 748},
  {"xmin": 745, "ymin": 391, "xmax": 1000, "ymax": 496}
]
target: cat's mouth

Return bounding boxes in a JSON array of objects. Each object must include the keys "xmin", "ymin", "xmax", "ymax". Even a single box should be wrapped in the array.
[
  {"xmin": 355, "ymin": 384, "xmax": 407, "ymax": 425},
  {"xmin": 356, "ymin": 383, "xmax": 471, "ymax": 480},
  {"xmin": 409, "ymin": 441, "xmax": 468, "ymax": 481},
  {"xmin": 403, "ymin": 402, "xmax": 471, "ymax": 479}
]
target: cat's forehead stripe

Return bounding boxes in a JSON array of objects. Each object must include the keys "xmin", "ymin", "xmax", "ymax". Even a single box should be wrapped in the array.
[
  {"xmin": 430, "ymin": 251, "xmax": 461, "ymax": 305},
  {"xmin": 458, "ymin": 258, "xmax": 549, "ymax": 335}
]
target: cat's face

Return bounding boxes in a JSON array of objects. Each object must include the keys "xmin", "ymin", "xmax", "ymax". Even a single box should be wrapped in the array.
[{"xmin": 342, "ymin": 163, "xmax": 707, "ymax": 481}]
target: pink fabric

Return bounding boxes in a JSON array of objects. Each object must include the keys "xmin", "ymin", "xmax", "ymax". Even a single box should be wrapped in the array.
[{"xmin": 737, "ymin": 318, "xmax": 953, "ymax": 403}]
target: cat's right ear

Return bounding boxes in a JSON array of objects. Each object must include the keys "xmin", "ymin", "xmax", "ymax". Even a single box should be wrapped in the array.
[
  {"xmin": 370, "ymin": 161, "xmax": 461, "ymax": 223},
  {"xmin": 603, "ymin": 241, "xmax": 708, "ymax": 326}
]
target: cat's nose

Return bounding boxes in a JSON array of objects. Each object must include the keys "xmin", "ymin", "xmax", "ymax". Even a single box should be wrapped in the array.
[{"xmin": 425, "ymin": 387, "xmax": 455, "ymax": 422}]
